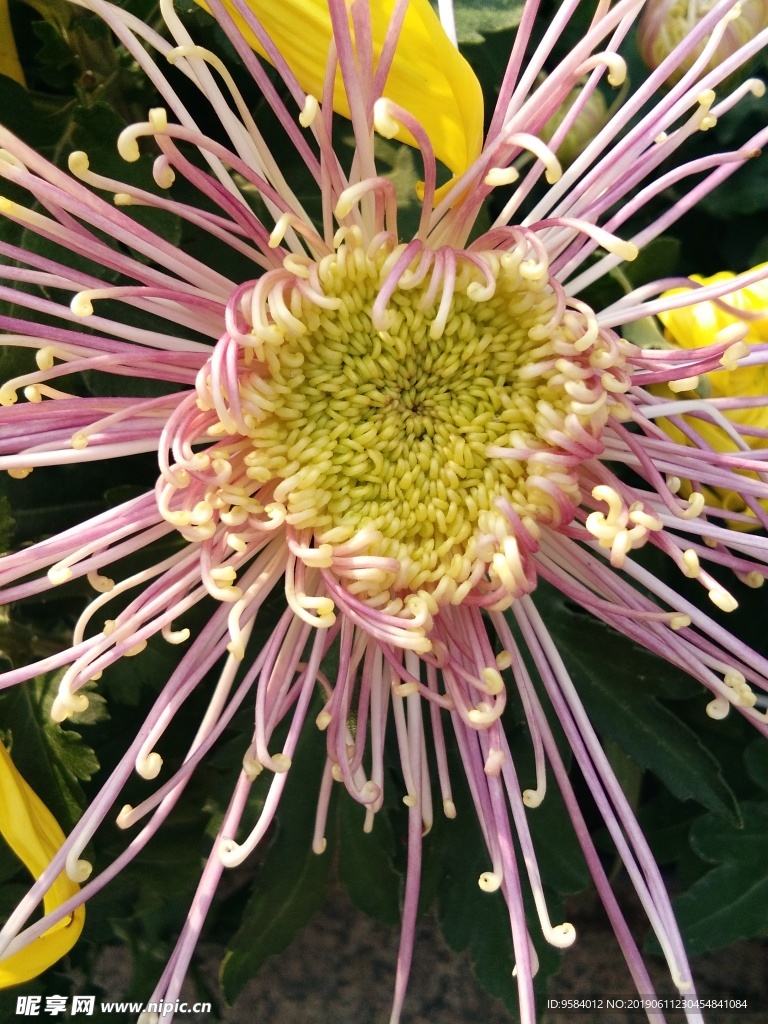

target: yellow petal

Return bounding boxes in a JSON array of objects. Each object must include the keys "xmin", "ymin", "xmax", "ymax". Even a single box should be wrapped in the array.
[
  {"xmin": 0, "ymin": 0, "xmax": 26, "ymax": 87},
  {"xmin": 0, "ymin": 743, "xmax": 84, "ymax": 987},
  {"xmin": 659, "ymin": 265, "xmax": 768, "ymax": 406},
  {"xmin": 654, "ymin": 398, "xmax": 768, "ymax": 529},
  {"xmin": 196, "ymin": 0, "xmax": 483, "ymax": 179},
  {"xmin": 656, "ymin": 264, "xmax": 768, "ymax": 525}
]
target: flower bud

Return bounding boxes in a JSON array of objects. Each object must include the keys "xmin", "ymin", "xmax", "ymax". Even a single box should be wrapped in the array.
[
  {"xmin": 638, "ymin": 0, "xmax": 768, "ymax": 86},
  {"xmin": 539, "ymin": 86, "xmax": 609, "ymax": 167}
]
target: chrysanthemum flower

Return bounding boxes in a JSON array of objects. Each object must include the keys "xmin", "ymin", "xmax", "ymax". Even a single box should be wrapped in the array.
[
  {"xmin": 638, "ymin": 0, "xmax": 768, "ymax": 85},
  {"xmin": 0, "ymin": 1, "xmax": 767, "ymax": 1022},
  {"xmin": 657, "ymin": 264, "xmax": 768, "ymax": 519}
]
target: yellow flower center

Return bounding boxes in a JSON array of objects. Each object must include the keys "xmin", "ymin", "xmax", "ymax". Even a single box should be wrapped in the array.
[{"xmin": 222, "ymin": 234, "xmax": 626, "ymax": 606}]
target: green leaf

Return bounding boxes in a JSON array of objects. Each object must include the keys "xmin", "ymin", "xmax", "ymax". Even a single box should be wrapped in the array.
[
  {"xmin": 636, "ymin": 791, "xmax": 702, "ymax": 866},
  {"xmin": 219, "ymin": 713, "xmax": 333, "ymax": 1003},
  {"xmin": 528, "ymin": 585, "xmax": 739, "ymax": 824},
  {"xmin": 668, "ymin": 802, "xmax": 768, "ymax": 954},
  {"xmin": 0, "ymin": 496, "xmax": 15, "ymax": 554},
  {"xmin": 620, "ymin": 316, "xmax": 671, "ymax": 349},
  {"xmin": 504, "ymin": 721, "xmax": 590, "ymax": 896},
  {"xmin": 701, "ymin": 153, "xmax": 768, "ymax": 217},
  {"xmin": 436, "ymin": 802, "xmax": 518, "ymax": 1014},
  {"xmin": 0, "ymin": 459, "xmax": 114, "ymax": 543},
  {"xmin": 603, "ymin": 738, "xmax": 643, "ymax": 810},
  {"xmin": 622, "ymin": 236, "xmax": 681, "ymax": 288},
  {"xmin": 574, "ymin": 668, "xmax": 737, "ymax": 823},
  {"xmin": 374, "ymin": 135, "xmax": 424, "ymax": 242},
  {"xmin": 434, "ymin": 740, "xmax": 566, "ymax": 1016},
  {"xmin": 451, "ymin": 0, "xmax": 525, "ymax": 44},
  {"xmin": 524, "ymin": 782, "xmax": 591, "ymax": 895},
  {"xmin": 68, "ymin": 103, "xmax": 183, "ymax": 252},
  {"xmin": 338, "ymin": 792, "xmax": 401, "ymax": 925},
  {"xmin": 32, "ymin": 20, "xmax": 76, "ymax": 90},
  {"xmin": 743, "ymin": 739, "xmax": 768, "ymax": 793},
  {"xmin": 0, "ymin": 75, "xmax": 56, "ymax": 150},
  {"xmin": 99, "ymin": 628, "xmax": 188, "ymax": 708},
  {"xmin": 0, "ymin": 673, "xmax": 102, "ymax": 826}
]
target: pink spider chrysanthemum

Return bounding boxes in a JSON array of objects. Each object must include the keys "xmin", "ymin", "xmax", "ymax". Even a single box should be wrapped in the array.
[{"xmin": 0, "ymin": 1, "xmax": 767, "ymax": 1022}]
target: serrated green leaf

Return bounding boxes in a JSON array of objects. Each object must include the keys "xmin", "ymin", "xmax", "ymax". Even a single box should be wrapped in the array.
[
  {"xmin": 667, "ymin": 802, "xmax": 768, "ymax": 954},
  {"xmin": 436, "ymin": 805, "xmax": 518, "ymax": 1014},
  {"xmin": 219, "ymin": 715, "xmax": 333, "ymax": 1003},
  {"xmin": 452, "ymin": 0, "xmax": 525, "ymax": 44},
  {"xmin": 529, "ymin": 585, "xmax": 739, "ymax": 824},
  {"xmin": 67, "ymin": 682, "xmax": 109, "ymax": 727},
  {"xmin": 692, "ymin": 801, "xmax": 767, "ymax": 864},
  {"xmin": 21, "ymin": 0, "xmax": 74, "ymax": 34},
  {"xmin": 0, "ymin": 673, "xmax": 100, "ymax": 826},
  {"xmin": 576, "ymin": 672, "xmax": 738, "ymax": 823}
]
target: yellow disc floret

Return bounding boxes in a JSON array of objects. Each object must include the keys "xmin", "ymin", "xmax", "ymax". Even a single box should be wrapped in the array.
[{"xmin": 208, "ymin": 233, "xmax": 628, "ymax": 607}]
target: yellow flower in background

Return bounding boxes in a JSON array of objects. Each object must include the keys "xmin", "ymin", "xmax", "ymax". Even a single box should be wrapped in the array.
[
  {"xmin": 658, "ymin": 265, "xmax": 768, "ymax": 520},
  {"xmin": 0, "ymin": 0, "xmax": 26, "ymax": 87},
  {"xmin": 0, "ymin": 744, "xmax": 83, "ymax": 986},
  {"xmin": 196, "ymin": 0, "xmax": 483, "ymax": 180}
]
